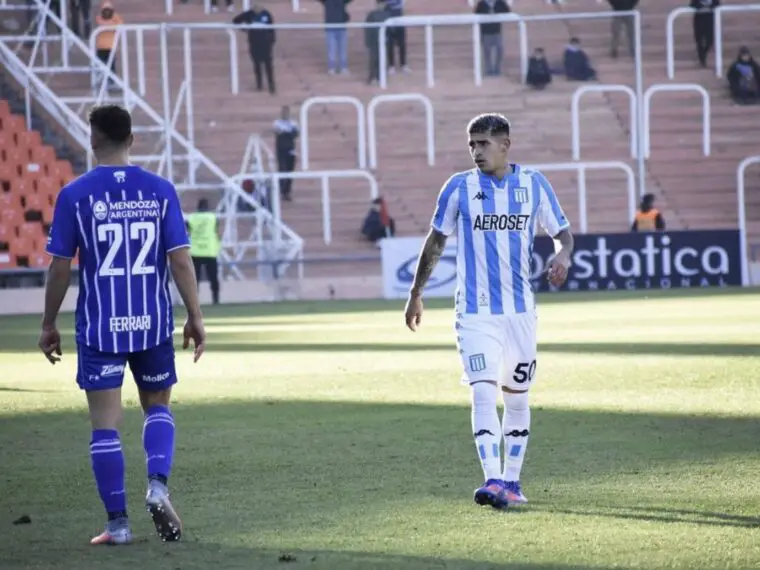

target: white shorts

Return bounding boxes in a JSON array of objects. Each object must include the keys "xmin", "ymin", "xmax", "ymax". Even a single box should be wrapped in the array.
[{"xmin": 455, "ymin": 312, "xmax": 538, "ymax": 391}]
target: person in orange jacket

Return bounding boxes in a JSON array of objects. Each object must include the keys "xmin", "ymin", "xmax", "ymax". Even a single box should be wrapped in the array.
[
  {"xmin": 631, "ymin": 193, "xmax": 666, "ymax": 232},
  {"xmin": 94, "ymin": 1, "xmax": 123, "ymax": 87}
]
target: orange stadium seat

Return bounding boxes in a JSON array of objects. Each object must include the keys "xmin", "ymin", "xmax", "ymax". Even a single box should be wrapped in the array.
[
  {"xmin": 4, "ymin": 146, "xmax": 26, "ymax": 166},
  {"xmin": 30, "ymin": 145, "xmax": 56, "ymax": 167},
  {"xmin": 8, "ymin": 177, "xmax": 32, "ymax": 197},
  {"xmin": 16, "ymin": 130, "xmax": 42, "ymax": 152},
  {"xmin": 0, "ymin": 100, "xmax": 10, "ymax": 117},
  {"xmin": 24, "ymin": 192, "xmax": 45, "ymax": 214},
  {"xmin": 51, "ymin": 160, "xmax": 75, "ymax": 182},
  {"xmin": 0, "ymin": 191, "xmax": 20, "ymax": 210},
  {"xmin": 0, "ymin": 130, "xmax": 15, "ymax": 149},
  {"xmin": 10, "ymin": 236, "xmax": 33, "ymax": 263},
  {"xmin": 18, "ymin": 221, "xmax": 45, "ymax": 246},
  {"xmin": 3, "ymin": 115, "xmax": 26, "ymax": 136},
  {"xmin": 37, "ymin": 181, "xmax": 59, "ymax": 206},
  {"xmin": 36, "ymin": 175, "xmax": 57, "ymax": 193},
  {"xmin": 41, "ymin": 203, "xmax": 54, "ymax": 226},
  {"xmin": 0, "ymin": 223, "xmax": 12, "ymax": 247},
  {"xmin": 28, "ymin": 251, "xmax": 50, "ymax": 269},
  {"xmin": 46, "ymin": 160, "xmax": 66, "ymax": 180},
  {"xmin": 0, "ymin": 254, "xmax": 14, "ymax": 270},
  {"xmin": 0, "ymin": 161, "xmax": 20, "ymax": 181},
  {"xmin": 1, "ymin": 206, "xmax": 23, "ymax": 229},
  {"xmin": 24, "ymin": 167, "xmax": 46, "ymax": 188}
]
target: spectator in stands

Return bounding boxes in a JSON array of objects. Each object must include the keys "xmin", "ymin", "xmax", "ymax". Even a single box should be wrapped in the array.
[
  {"xmin": 385, "ymin": 0, "xmax": 409, "ymax": 74},
  {"xmin": 631, "ymin": 194, "xmax": 665, "ymax": 232},
  {"xmin": 239, "ymin": 171, "xmax": 270, "ymax": 213},
  {"xmin": 273, "ymin": 106, "xmax": 299, "ymax": 201},
  {"xmin": 690, "ymin": 0, "xmax": 720, "ymax": 68},
  {"xmin": 69, "ymin": 0, "xmax": 92, "ymax": 38},
  {"xmin": 211, "ymin": 0, "xmax": 234, "ymax": 13},
  {"xmin": 187, "ymin": 198, "xmax": 222, "ymax": 305},
  {"xmin": 526, "ymin": 48, "xmax": 551, "ymax": 90},
  {"xmin": 564, "ymin": 37, "xmax": 596, "ymax": 81},
  {"xmin": 233, "ymin": 4, "xmax": 276, "ymax": 94},
  {"xmin": 361, "ymin": 197, "xmax": 395, "ymax": 244},
  {"xmin": 26, "ymin": 0, "xmax": 61, "ymax": 34},
  {"xmin": 365, "ymin": 0, "xmax": 390, "ymax": 85},
  {"xmin": 727, "ymin": 46, "xmax": 760, "ymax": 105},
  {"xmin": 318, "ymin": 0, "xmax": 352, "ymax": 75},
  {"xmin": 94, "ymin": 1, "xmax": 123, "ymax": 89},
  {"xmin": 607, "ymin": 0, "xmax": 638, "ymax": 59},
  {"xmin": 475, "ymin": 0, "xmax": 510, "ymax": 77}
]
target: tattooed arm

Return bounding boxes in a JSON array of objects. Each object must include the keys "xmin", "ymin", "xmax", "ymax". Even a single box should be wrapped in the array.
[{"xmin": 404, "ymin": 228, "xmax": 448, "ymax": 331}]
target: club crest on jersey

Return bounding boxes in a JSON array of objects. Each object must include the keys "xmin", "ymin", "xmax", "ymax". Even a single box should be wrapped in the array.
[
  {"xmin": 93, "ymin": 200, "xmax": 108, "ymax": 221},
  {"xmin": 113, "ymin": 171, "xmax": 126, "ymax": 183},
  {"xmin": 514, "ymin": 187, "xmax": 528, "ymax": 203},
  {"xmin": 469, "ymin": 353, "xmax": 487, "ymax": 372}
]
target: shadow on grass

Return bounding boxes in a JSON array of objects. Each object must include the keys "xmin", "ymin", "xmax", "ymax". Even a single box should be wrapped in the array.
[
  {"xmin": 1, "ymin": 400, "xmax": 759, "ymax": 570},
  {"xmin": 0, "ymin": 386, "xmax": 63, "ymax": 393},
  {"xmin": 534, "ymin": 505, "xmax": 760, "ymax": 529},
  {"xmin": 158, "ymin": 341, "xmax": 757, "ymax": 357},
  {"xmin": 0, "ymin": 335, "xmax": 757, "ymax": 356}
]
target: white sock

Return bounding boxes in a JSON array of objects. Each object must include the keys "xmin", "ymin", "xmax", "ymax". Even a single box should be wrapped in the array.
[
  {"xmin": 502, "ymin": 391, "xmax": 530, "ymax": 482},
  {"xmin": 471, "ymin": 382, "xmax": 502, "ymax": 481}
]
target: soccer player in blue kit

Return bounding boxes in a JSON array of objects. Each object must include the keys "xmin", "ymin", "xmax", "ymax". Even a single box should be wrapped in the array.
[
  {"xmin": 404, "ymin": 113, "xmax": 574, "ymax": 510},
  {"xmin": 39, "ymin": 105, "xmax": 206, "ymax": 544}
]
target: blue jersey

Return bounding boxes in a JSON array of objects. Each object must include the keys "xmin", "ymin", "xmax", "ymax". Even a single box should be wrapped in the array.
[
  {"xmin": 46, "ymin": 165, "xmax": 190, "ymax": 354},
  {"xmin": 431, "ymin": 164, "xmax": 570, "ymax": 316}
]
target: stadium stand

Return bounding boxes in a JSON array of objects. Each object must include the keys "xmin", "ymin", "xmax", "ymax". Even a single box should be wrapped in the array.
[
  {"xmin": 0, "ymin": 98, "xmax": 75, "ymax": 269},
  {"xmin": 110, "ymin": 0, "xmax": 760, "ymax": 250},
  {"xmin": 0, "ymin": 0, "xmax": 758, "ymax": 281}
]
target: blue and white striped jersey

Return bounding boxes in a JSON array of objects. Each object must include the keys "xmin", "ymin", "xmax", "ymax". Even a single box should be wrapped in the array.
[
  {"xmin": 46, "ymin": 165, "xmax": 190, "ymax": 354},
  {"xmin": 431, "ymin": 165, "xmax": 570, "ymax": 315}
]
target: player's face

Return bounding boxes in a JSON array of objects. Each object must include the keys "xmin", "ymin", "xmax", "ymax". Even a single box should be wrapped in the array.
[{"xmin": 469, "ymin": 133, "xmax": 510, "ymax": 174}]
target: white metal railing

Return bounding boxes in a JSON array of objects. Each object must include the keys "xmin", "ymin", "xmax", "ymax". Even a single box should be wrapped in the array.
[
  {"xmin": 91, "ymin": 25, "xmax": 240, "ymax": 96},
  {"xmin": 527, "ymin": 162, "xmax": 637, "ymax": 234},
  {"xmin": 367, "ymin": 93, "xmax": 435, "ymax": 170},
  {"xmin": 642, "ymin": 84, "xmax": 710, "ymax": 160},
  {"xmin": 737, "ymin": 156, "xmax": 760, "ymax": 287},
  {"xmin": 93, "ymin": 14, "xmax": 641, "ymax": 103},
  {"xmin": 379, "ymin": 11, "xmax": 642, "ymax": 91},
  {"xmin": 665, "ymin": 7, "xmax": 695, "ymax": 80},
  {"xmin": 232, "ymin": 171, "xmax": 378, "ymax": 246},
  {"xmin": 0, "ymin": 41, "xmax": 89, "ymax": 150},
  {"xmin": 715, "ymin": 4, "xmax": 760, "ymax": 78},
  {"xmin": 239, "ymin": 134, "xmax": 277, "ymax": 176},
  {"xmin": 666, "ymin": 4, "xmax": 760, "ymax": 79},
  {"xmin": 571, "ymin": 84, "xmax": 637, "ymax": 161},
  {"xmin": 300, "ymin": 96, "xmax": 367, "ymax": 171}
]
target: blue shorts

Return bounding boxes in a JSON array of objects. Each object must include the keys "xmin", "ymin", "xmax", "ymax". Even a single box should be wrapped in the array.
[{"xmin": 76, "ymin": 338, "xmax": 178, "ymax": 392}]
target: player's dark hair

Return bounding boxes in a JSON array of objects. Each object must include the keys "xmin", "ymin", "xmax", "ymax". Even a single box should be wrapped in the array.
[
  {"xmin": 467, "ymin": 113, "xmax": 511, "ymax": 137},
  {"xmin": 88, "ymin": 104, "xmax": 132, "ymax": 146}
]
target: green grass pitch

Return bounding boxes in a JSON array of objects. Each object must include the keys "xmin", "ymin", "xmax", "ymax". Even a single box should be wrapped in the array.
[{"xmin": 1, "ymin": 288, "xmax": 759, "ymax": 570}]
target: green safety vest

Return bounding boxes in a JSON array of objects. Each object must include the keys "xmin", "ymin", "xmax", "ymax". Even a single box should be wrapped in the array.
[{"xmin": 187, "ymin": 212, "xmax": 220, "ymax": 258}]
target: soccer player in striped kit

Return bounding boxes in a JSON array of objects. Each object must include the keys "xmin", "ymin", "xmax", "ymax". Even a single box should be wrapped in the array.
[
  {"xmin": 39, "ymin": 105, "xmax": 206, "ymax": 544},
  {"xmin": 404, "ymin": 113, "xmax": 574, "ymax": 509}
]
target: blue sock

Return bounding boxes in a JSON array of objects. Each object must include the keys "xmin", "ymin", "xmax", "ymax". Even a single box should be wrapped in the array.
[
  {"xmin": 90, "ymin": 429, "xmax": 127, "ymax": 519},
  {"xmin": 143, "ymin": 405, "xmax": 175, "ymax": 484}
]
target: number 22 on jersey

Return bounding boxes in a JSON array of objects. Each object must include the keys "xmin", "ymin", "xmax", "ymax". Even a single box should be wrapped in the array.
[{"xmin": 97, "ymin": 222, "xmax": 156, "ymax": 277}]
